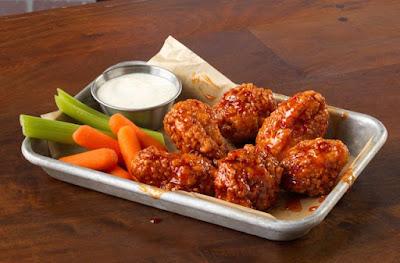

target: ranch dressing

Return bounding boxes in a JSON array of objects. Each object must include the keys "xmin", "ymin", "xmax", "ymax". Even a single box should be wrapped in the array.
[{"xmin": 97, "ymin": 73, "xmax": 178, "ymax": 109}]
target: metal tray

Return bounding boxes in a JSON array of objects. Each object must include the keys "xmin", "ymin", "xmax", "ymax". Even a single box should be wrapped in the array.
[{"xmin": 21, "ymin": 84, "xmax": 387, "ymax": 241}]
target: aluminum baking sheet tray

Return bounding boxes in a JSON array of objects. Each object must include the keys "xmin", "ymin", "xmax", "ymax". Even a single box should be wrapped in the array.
[{"xmin": 21, "ymin": 84, "xmax": 387, "ymax": 241}]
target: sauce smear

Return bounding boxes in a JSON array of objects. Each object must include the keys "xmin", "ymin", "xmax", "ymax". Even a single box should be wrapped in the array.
[
  {"xmin": 285, "ymin": 196, "xmax": 303, "ymax": 212},
  {"xmin": 97, "ymin": 73, "xmax": 177, "ymax": 109},
  {"xmin": 149, "ymin": 217, "xmax": 162, "ymax": 224},
  {"xmin": 342, "ymin": 167, "xmax": 355, "ymax": 185}
]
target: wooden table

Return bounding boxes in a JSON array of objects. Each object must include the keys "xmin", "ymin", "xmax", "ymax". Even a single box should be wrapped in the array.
[{"xmin": 1, "ymin": 0, "xmax": 399, "ymax": 261}]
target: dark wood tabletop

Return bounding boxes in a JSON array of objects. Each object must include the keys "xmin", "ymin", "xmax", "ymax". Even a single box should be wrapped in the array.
[{"xmin": 1, "ymin": 0, "xmax": 399, "ymax": 262}]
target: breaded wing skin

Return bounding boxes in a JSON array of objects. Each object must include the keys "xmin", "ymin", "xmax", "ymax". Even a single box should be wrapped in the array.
[
  {"xmin": 281, "ymin": 138, "xmax": 349, "ymax": 196},
  {"xmin": 166, "ymin": 153, "xmax": 215, "ymax": 195},
  {"xmin": 214, "ymin": 83, "xmax": 277, "ymax": 144},
  {"xmin": 163, "ymin": 99, "xmax": 230, "ymax": 161},
  {"xmin": 130, "ymin": 146, "xmax": 174, "ymax": 188},
  {"xmin": 214, "ymin": 145, "xmax": 283, "ymax": 211},
  {"xmin": 256, "ymin": 90, "xmax": 329, "ymax": 160},
  {"xmin": 131, "ymin": 146, "xmax": 215, "ymax": 195}
]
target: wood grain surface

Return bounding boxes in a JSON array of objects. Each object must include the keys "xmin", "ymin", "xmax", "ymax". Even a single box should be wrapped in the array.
[{"xmin": 1, "ymin": 0, "xmax": 399, "ymax": 262}]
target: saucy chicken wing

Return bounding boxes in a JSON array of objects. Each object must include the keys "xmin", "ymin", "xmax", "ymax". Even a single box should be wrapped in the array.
[
  {"xmin": 131, "ymin": 146, "xmax": 215, "ymax": 195},
  {"xmin": 256, "ymin": 90, "xmax": 329, "ymax": 160},
  {"xmin": 213, "ymin": 83, "xmax": 277, "ymax": 144},
  {"xmin": 281, "ymin": 138, "xmax": 349, "ymax": 196},
  {"xmin": 163, "ymin": 99, "xmax": 230, "ymax": 161},
  {"xmin": 214, "ymin": 145, "xmax": 283, "ymax": 211}
]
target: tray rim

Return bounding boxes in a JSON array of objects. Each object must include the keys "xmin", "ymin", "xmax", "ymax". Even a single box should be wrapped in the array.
[
  {"xmin": 21, "ymin": 137, "xmax": 323, "ymax": 233},
  {"xmin": 20, "ymin": 86, "xmax": 388, "ymax": 240}
]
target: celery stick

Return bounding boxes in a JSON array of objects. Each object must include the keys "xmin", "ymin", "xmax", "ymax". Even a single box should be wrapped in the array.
[
  {"xmin": 21, "ymin": 114, "xmax": 113, "ymax": 143},
  {"xmin": 55, "ymin": 95, "xmax": 111, "ymax": 131},
  {"xmin": 20, "ymin": 115, "xmax": 79, "ymax": 144},
  {"xmin": 141, "ymin": 128, "xmax": 165, "ymax": 145},
  {"xmin": 57, "ymin": 88, "xmax": 109, "ymax": 120}
]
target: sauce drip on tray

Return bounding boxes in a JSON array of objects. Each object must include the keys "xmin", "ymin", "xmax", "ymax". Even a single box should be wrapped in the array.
[{"xmin": 285, "ymin": 196, "xmax": 303, "ymax": 212}]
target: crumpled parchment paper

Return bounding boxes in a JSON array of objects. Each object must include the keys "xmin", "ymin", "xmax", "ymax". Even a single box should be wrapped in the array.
[{"xmin": 148, "ymin": 36, "xmax": 237, "ymax": 105}]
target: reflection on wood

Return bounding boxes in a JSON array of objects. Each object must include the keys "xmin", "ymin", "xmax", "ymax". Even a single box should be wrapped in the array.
[{"xmin": 0, "ymin": 0, "xmax": 96, "ymax": 16}]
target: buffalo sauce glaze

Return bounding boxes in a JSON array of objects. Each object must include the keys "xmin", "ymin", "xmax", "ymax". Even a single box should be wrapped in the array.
[
  {"xmin": 285, "ymin": 195, "xmax": 303, "ymax": 212},
  {"xmin": 341, "ymin": 167, "xmax": 355, "ymax": 185},
  {"xmin": 149, "ymin": 217, "xmax": 162, "ymax": 224}
]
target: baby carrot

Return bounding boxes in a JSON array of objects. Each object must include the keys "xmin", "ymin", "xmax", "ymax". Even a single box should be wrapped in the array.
[
  {"xmin": 72, "ymin": 125, "xmax": 122, "ymax": 160},
  {"xmin": 109, "ymin": 113, "xmax": 166, "ymax": 151},
  {"xmin": 109, "ymin": 113, "xmax": 132, "ymax": 135},
  {"xmin": 59, "ymin": 148, "xmax": 118, "ymax": 171},
  {"xmin": 117, "ymin": 126, "xmax": 141, "ymax": 173},
  {"xmin": 107, "ymin": 166, "xmax": 132, "ymax": 180}
]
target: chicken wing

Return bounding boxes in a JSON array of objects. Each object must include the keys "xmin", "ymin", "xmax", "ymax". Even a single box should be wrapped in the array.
[
  {"xmin": 281, "ymin": 138, "xmax": 349, "ymax": 196},
  {"xmin": 256, "ymin": 90, "xmax": 329, "ymax": 160},
  {"xmin": 213, "ymin": 83, "xmax": 277, "ymax": 144},
  {"xmin": 214, "ymin": 145, "xmax": 283, "ymax": 211},
  {"xmin": 163, "ymin": 99, "xmax": 230, "ymax": 161},
  {"xmin": 131, "ymin": 146, "xmax": 215, "ymax": 195}
]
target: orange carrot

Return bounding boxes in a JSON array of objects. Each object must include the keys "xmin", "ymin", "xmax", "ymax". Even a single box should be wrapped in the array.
[
  {"xmin": 59, "ymin": 148, "xmax": 118, "ymax": 171},
  {"xmin": 107, "ymin": 165, "xmax": 132, "ymax": 180},
  {"xmin": 109, "ymin": 113, "xmax": 132, "ymax": 135},
  {"xmin": 109, "ymin": 113, "xmax": 166, "ymax": 151},
  {"xmin": 72, "ymin": 125, "xmax": 122, "ymax": 160},
  {"xmin": 117, "ymin": 126, "xmax": 141, "ymax": 173}
]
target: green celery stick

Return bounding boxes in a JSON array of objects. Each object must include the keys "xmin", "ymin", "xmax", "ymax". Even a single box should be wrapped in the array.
[
  {"xmin": 21, "ymin": 114, "xmax": 114, "ymax": 143},
  {"xmin": 57, "ymin": 88, "xmax": 109, "ymax": 120},
  {"xmin": 55, "ymin": 95, "xmax": 111, "ymax": 131},
  {"xmin": 20, "ymin": 115, "xmax": 79, "ymax": 144},
  {"xmin": 141, "ymin": 127, "xmax": 165, "ymax": 145}
]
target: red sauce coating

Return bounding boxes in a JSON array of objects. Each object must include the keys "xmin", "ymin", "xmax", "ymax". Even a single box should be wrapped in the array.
[
  {"xmin": 214, "ymin": 145, "xmax": 283, "ymax": 211},
  {"xmin": 213, "ymin": 83, "xmax": 277, "ymax": 144},
  {"xmin": 131, "ymin": 146, "xmax": 215, "ymax": 195},
  {"xmin": 163, "ymin": 99, "xmax": 230, "ymax": 161},
  {"xmin": 256, "ymin": 90, "xmax": 329, "ymax": 160},
  {"xmin": 281, "ymin": 138, "xmax": 349, "ymax": 197}
]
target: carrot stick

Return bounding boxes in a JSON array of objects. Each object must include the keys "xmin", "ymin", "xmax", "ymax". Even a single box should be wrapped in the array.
[
  {"xmin": 107, "ymin": 166, "xmax": 132, "ymax": 180},
  {"xmin": 117, "ymin": 126, "xmax": 141, "ymax": 173},
  {"xmin": 109, "ymin": 113, "xmax": 166, "ymax": 151},
  {"xmin": 59, "ymin": 148, "xmax": 118, "ymax": 171},
  {"xmin": 72, "ymin": 125, "xmax": 122, "ymax": 160}
]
